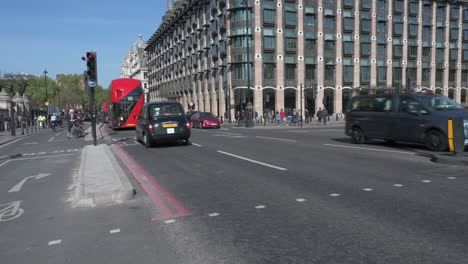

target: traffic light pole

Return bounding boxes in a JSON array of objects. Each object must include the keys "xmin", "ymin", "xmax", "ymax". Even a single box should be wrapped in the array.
[{"xmin": 90, "ymin": 85, "xmax": 97, "ymax": 146}]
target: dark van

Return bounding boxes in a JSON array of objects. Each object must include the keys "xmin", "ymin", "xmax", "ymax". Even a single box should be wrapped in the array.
[
  {"xmin": 345, "ymin": 93, "xmax": 468, "ymax": 151},
  {"xmin": 135, "ymin": 102, "xmax": 191, "ymax": 147}
]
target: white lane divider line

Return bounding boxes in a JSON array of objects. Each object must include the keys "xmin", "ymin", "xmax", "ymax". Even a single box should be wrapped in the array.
[
  {"xmin": 109, "ymin": 229, "xmax": 121, "ymax": 234},
  {"xmin": 48, "ymin": 137, "xmax": 55, "ymax": 142},
  {"xmin": 362, "ymin": 188, "xmax": 373, "ymax": 192},
  {"xmin": 422, "ymin": 180, "xmax": 432, "ymax": 183},
  {"xmin": 134, "ymin": 141, "xmax": 139, "ymax": 144},
  {"xmin": 393, "ymin": 184, "xmax": 404, "ymax": 187},
  {"xmin": 296, "ymin": 198, "xmax": 306, "ymax": 202},
  {"xmin": 217, "ymin": 150, "xmax": 287, "ymax": 171},
  {"xmin": 164, "ymin": 219, "xmax": 176, "ymax": 224},
  {"xmin": 329, "ymin": 193, "xmax": 341, "ymax": 197},
  {"xmin": 256, "ymin": 136, "xmax": 297, "ymax": 142},
  {"xmin": 112, "ymin": 138, "xmax": 117, "ymax": 142},
  {"xmin": 323, "ymin": 144, "xmax": 416, "ymax": 155},
  {"xmin": 208, "ymin": 213, "xmax": 220, "ymax": 217},
  {"xmin": 255, "ymin": 205, "xmax": 266, "ymax": 209},
  {"xmin": 48, "ymin": 240, "xmax": 62, "ymax": 246},
  {"xmin": 447, "ymin": 177, "xmax": 457, "ymax": 180},
  {"xmin": 192, "ymin": 143, "xmax": 203, "ymax": 147}
]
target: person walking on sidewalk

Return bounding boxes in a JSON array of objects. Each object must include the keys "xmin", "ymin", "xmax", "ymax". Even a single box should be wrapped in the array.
[
  {"xmin": 275, "ymin": 111, "xmax": 281, "ymax": 126},
  {"xmin": 317, "ymin": 108, "xmax": 323, "ymax": 124},
  {"xmin": 2, "ymin": 115, "xmax": 10, "ymax": 131},
  {"xmin": 322, "ymin": 107, "xmax": 329, "ymax": 125},
  {"xmin": 280, "ymin": 108, "xmax": 285, "ymax": 126}
]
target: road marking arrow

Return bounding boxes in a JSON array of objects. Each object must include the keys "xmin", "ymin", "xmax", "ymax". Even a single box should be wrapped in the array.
[{"xmin": 8, "ymin": 173, "xmax": 51, "ymax": 193}]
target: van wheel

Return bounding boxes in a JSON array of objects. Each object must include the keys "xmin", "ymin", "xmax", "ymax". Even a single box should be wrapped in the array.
[
  {"xmin": 424, "ymin": 130, "xmax": 447, "ymax": 151},
  {"xmin": 143, "ymin": 133, "xmax": 152, "ymax": 148},
  {"xmin": 351, "ymin": 128, "xmax": 366, "ymax": 144}
]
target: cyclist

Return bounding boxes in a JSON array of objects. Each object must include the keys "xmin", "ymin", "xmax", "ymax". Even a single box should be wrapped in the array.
[{"xmin": 50, "ymin": 113, "xmax": 57, "ymax": 131}]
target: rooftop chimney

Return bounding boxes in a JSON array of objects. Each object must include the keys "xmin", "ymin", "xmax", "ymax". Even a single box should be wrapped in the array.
[{"xmin": 168, "ymin": 0, "xmax": 174, "ymax": 10}]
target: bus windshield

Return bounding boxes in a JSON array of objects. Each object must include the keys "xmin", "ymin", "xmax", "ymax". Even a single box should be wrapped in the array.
[
  {"xmin": 113, "ymin": 86, "xmax": 143, "ymax": 121},
  {"xmin": 417, "ymin": 95, "xmax": 465, "ymax": 111}
]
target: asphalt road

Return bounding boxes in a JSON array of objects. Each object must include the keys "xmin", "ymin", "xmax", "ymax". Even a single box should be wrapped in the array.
[{"xmin": 1, "ymin": 122, "xmax": 467, "ymax": 263}]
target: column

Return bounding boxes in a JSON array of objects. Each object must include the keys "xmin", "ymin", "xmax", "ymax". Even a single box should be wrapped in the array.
[
  {"xmin": 297, "ymin": 0, "xmax": 306, "ymax": 115},
  {"xmin": 456, "ymin": 6, "xmax": 463, "ymax": 103},
  {"xmin": 198, "ymin": 74, "xmax": 204, "ymax": 111},
  {"xmin": 218, "ymin": 68, "xmax": 226, "ymax": 119},
  {"xmin": 416, "ymin": 0, "xmax": 423, "ymax": 87},
  {"xmin": 430, "ymin": 2, "xmax": 437, "ymax": 90},
  {"xmin": 254, "ymin": 0, "xmax": 263, "ymax": 116},
  {"xmin": 370, "ymin": 0, "xmax": 377, "ymax": 88},
  {"xmin": 316, "ymin": 0, "xmax": 325, "ymax": 112},
  {"xmin": 226, "ymin": 0, "xmax": 235, "ymax": 119},
  {"xmin": 387, "ymin": 0, "xmax": 394, "ymax": 89},
  {"xmin": 211, "ymin": 70, "xmax": 218, "ymax": 115},
  {"xmin": 192, "ymin": 74, "xmax": 198, "ymax": 111},
  {"xmin": 353, "ymin": 0, "xmax": 361, "ymax": 94},
  {"xmin": 335, "ymin": 0, "xmax": 343, "ymax": 114},
  {"xmin": 443, "ymin": 3, "xmax": 450, "ymax": 97},
  {"xmin": 402, "ymin": 0, "xmax": 408, "ymax": 89},
  {"xmin": 276, "ymin": 0, "xmax": 285, "ymax": 112}
]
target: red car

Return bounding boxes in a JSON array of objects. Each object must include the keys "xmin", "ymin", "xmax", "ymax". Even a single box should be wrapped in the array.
[{"xmin": 191, "ymin": 112, "xmax": 221, "ymax": 129}]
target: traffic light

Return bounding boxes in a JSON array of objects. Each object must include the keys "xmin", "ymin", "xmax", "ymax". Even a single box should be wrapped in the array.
[{"xmin": 86, "ymin": 52, "xmax": 97, "ymax": 82}]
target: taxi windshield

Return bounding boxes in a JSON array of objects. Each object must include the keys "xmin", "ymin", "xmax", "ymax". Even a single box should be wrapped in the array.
[{"xmin": 417, "ymin": 95, "xmax": 465, "ymax": 111}]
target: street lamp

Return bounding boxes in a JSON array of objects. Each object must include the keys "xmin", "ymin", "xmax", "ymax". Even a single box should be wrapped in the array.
[
  {"xmin": 43, "ymin": 69, "xmax": 48, "ymax": 108},
  {"xmin": 242, "ymin": 0, "xmax": 254, "ymax": 127}
]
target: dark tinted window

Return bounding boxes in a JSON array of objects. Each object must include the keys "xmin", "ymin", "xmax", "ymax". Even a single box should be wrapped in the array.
[
  {"xmin": 351, "ymin": 96, "xmax": 393, "ymax": 112},
  {"xmin": 416, "ymin": 95, "xmax": 465, "ymax": 110},
  {"xmin": 399, "ymin": 96, "xmax": 428, "ymax": 114},
  {"xmin": 149, "ymin": 104, "xmax": 184, "ymax": 120},
  {"xmin": 200, "ymin": 113, "xmax": 215, "ymax": 118}
]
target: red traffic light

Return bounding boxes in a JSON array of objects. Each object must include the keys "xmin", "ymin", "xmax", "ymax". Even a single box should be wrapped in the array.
[{"xmin": 87, "ymin": 52, "xmax": 95, "ymax": 60}]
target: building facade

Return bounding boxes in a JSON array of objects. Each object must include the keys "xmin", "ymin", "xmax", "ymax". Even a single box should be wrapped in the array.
[
  {"xmin": 121, "ymin": 35, "xmax": 149, "ymax": 102},
  {"xmin": 146, "ymin": 0, "xmax": 468, "ymax": 118}
]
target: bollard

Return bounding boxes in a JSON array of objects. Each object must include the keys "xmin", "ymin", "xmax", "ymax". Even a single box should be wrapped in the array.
[{"xmin": 336, "ymin": 113, "xmax": 339, "ymax": 121}]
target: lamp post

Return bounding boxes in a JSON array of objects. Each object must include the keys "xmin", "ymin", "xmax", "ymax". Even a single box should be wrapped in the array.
[
  {"xmin": 43, "ymin": 69, "xmax": 48, "ymax": 113},
  {"xmin": 242, "ymin": 0, "xmax": 254, "ymax": 127}
]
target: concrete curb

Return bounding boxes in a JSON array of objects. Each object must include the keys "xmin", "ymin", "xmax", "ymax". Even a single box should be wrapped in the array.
[
  {"xmin": 73, "ymin": 144, "xmax": 135, "ymax": 207},
  {"xmin": 431, "ymin": 153, "xmax": 468, "ymax": 166}
]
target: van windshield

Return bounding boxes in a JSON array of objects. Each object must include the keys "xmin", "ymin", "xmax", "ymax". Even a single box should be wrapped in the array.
[
  {"xmin": 417, "ymin": 95, "xmax": 465, "ymax": 111},
  {"xmin": 150, "ymin": 104, "xmax": 184, "ymax": 120}
]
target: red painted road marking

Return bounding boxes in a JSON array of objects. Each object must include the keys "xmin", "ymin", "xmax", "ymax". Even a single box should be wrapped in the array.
[{"xmin": 112, "ymin": 145, "xmax": 191, "ymax": 221}]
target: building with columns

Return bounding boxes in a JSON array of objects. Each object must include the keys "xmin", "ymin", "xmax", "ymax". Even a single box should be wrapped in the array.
[
  {"xmin": 146, "ymin": 0, "xmax": 468, "ymax": 118},
  {"xmin": 121, "ymin": 35, "xmax": 149, "ymax": 102}
]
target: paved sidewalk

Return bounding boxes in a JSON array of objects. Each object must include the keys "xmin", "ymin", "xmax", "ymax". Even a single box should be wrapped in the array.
[
  {"xmin": 73, "ymin": 144, "xmax": 135, "ymax": 207},
  {"xmin": 0, "ymin": 126, "xmax": 50, "ymax": 145}
]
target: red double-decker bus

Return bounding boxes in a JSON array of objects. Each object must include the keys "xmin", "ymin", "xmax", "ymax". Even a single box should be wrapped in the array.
[{"xmin": 108, "ymin": 78, "xmax": 144, "ymax": 129}]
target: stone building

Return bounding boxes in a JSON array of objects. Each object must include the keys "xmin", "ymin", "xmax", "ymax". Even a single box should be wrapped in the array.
[
  {"xmin": 121, "ymin": 35, "xmax": 149, "ymax": 102},
  {"xmin": 146, "ymin": 0, "xmax": 468, "ymax": 118}
]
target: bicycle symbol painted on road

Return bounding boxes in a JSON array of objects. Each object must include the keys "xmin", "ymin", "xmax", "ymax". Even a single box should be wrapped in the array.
[{"xmin": 0, "ymin": 201, "xmax": 24, "ymax": 222}]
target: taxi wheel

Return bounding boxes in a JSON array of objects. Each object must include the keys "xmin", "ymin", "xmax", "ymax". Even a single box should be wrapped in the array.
[
  {"xmin": 351, "ymin": 127, "xmax": 366, "ymax": 144},
  {"xmin": 181, "ymin": 138, "xmax": 190, "ymax": 146},
  {"xmin": 424, "ymin": 130, "xmax": 447, "ymax": 151}
]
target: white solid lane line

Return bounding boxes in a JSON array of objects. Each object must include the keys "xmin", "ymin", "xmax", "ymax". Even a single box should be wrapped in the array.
[
  {"xmin": 323, "ymin": 144, "xmax": 416, "ymax": 155},
  {"xmin": 192, "ymin": 143, "xmax": 203, "ymax": 147},
  {"xmin": 217, "ymin": 150, "xmax": 288, "ymax": 171},
  {"xmin": 48, "ymin": 240, "xmax": 62, "ymax": 246},
  {"xmin": 255, "ymin": 136, "xmax": 297, "ymax": 142}
]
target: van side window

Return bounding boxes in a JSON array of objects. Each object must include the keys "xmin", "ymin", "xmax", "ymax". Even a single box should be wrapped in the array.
[
  {"xmin": 399, "ymin": 97, "xmax": 427, "ymax": 114},
  {"xmin": 351, "ymin": 96, "xmax": 392, "ymax": 112}
]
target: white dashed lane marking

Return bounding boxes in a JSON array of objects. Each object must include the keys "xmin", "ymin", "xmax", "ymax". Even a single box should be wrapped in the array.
[
  {"xmin": 296, "ymin": 198, "xmax": 306, "ymax": 202},
  {"xmin": 192, "ymin": 143, "xmax": 203, "ymax": 147},
  {"xmin": 393, "ymin": 184, "xmax": 404, "ymax": 187},
  {"xmin": 362, "ymin": 188, "xmax": 373, "ymax": 192},
  {"xmin": 208, "ymin": 213, "xmax": 220, "ymax": 217},
  {"xmin": 48, "ymin": 240, "xmax": 62, "ymax": 246},
  {"xmin": 109, "ymin": 229, "xmax": 121, "ymax": 234},
  {"xmin": 330, "ymin": 193, "xmax": 341, "ymax": 197},
  {"xmin": 164, "ymin": 219, "xmax": 176, "ymax": 224},
  {"xmin": 217, "ymin": 150, "xmax": 288, "ymax": 171},
  {"xmin": 447, "ymin": 177, "xmax": 457, "ymax": 180},
  {"xmin": 255, "ymin": 205, "xmax": 266, "ymax": 209},
  {"xmin": 422, "ymin": 180, "xmax": 432, "ymax": 183}
]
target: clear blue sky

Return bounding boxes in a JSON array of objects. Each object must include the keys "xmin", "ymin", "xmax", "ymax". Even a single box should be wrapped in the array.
[{"xmin": 0, "ymin": 0, "xmax": 166, "ymax": 88}]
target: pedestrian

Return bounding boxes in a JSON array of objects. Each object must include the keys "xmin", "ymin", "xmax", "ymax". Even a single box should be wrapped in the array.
[
  {"xmin": 276, "ymin": 111, "xmax": 281, "ymax": 126},
  {"xmin": 3, "ymin": 115, "xmax": 10, "ymax": 131},
  {"xmin": 317, "ymin": 108, "xmax": 323, "ymax": 124},
  {"xmin": 305, "ymin": 109, "xmax": 309, "ymax": 123},
  {"xmin": 322, "ymin": 107, "xmax": 329, "ymax": 125},
  {"xmin": 280, "ymin": 108, "xmax": 285, "ymax": 125}
]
